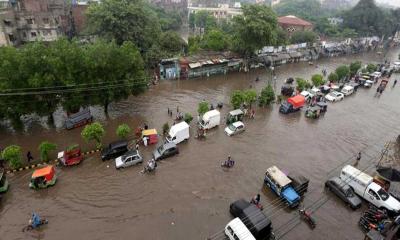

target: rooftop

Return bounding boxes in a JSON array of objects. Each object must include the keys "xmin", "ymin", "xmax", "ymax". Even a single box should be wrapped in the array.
[{"xmin": 278, "ymin": 15, "xmax": 313, "ymax": 27}]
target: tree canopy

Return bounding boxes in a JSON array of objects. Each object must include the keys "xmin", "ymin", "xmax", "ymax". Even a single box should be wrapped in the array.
[
  {"xmin": 290, "ymin": 31, "xmax": 317, "ymax": 44},
  {"xmin": 231, "ymin": 4, "xmax": 278, "ymax": 58}
]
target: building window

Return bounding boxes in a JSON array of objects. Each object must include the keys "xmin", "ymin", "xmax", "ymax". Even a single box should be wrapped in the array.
[
  {"xmin": 31, "ymin": 32, "xmax": 37, "ymax": 37},
  {"xmin": 43, "ymin": 30, "xmax": 51, "ymax": 36},
  {"xmin": 26, "ymin": 18, "xmax": 34, "ymax": 24},
  {"xmin": 43, "ymin": 17, "xmax": 49, "ymax": 24},
  {"xmin": 22, "ymin": 32, "xmax": 27, "ymax": 38},
  {"xmin": 54, "ymin": 17, "xmax": 59, "ymax": 24},
  {"xmin": 8, "ymin": 34, "xmax": 15, "ymax": 42},
  {"xmin": 3, "ymin": 19, "xmax": 12, "ymax": 26}
]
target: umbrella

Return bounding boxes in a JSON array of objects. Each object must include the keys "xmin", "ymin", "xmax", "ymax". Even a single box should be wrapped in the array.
[{"xmin": 376, "ymin": 167, "xmax": 400, "ymax": 182}]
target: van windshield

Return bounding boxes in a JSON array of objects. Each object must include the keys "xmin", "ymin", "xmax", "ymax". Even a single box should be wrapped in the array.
[{"xmin": 378, "ymin": 188, "xmax": 389, "ymax": 201}]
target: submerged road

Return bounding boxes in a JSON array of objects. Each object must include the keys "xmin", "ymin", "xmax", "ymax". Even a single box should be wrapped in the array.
[{"xmin": 0, "ymin": 48, "xmax": 400, "ymax": 240}]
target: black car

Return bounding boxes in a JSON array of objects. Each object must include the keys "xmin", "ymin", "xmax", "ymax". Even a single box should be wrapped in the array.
[
  {"xmin": 152, "ymin": 142, "xmax": 179, "ymax": 161},
  {"xmin": 229, "ymin": 199, "xmax": 273, "ymax": 239},
  {"xmin": 101, "ymin": 140, "xmax": 129, "ymax": 161},
  {"xmin": 287, "ymin": 172, "xmax": 309, "ymax": 197},
  {"xmin": 325, "ymin": 177, "xmax": 362, "ymax": 209}
]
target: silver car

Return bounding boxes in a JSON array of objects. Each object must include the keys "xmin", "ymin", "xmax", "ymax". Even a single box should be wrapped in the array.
[{"xmin": 115, "ymin": 150, "xmax": 143, "ymax": 169}]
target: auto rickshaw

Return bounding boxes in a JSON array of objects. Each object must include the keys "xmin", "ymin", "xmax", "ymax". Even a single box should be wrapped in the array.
[
  {"xmin": 305, "ymin": 106, "xmax": 321, "ymax": 119},
  {"xmin": 0, "ymin": 170, "xmax": 9, "ymax": 194},
  {"xmin": 226, "ymin": 109, "xmax": 244, "ymax": 125},
  {"xmin": 57, "ymin": 144, "xmax": 83, "ymax": 166},
  {"xmin": 29, "ymin": 165, "xmax": 57, "ymax": 189},
  {"xmin": 316, "ymin": 102, "xmax": 328, "ymax": 113},
  {"xmin": 379, "ymin": 78, "xmax": 389, "ymax": 90},
  {"xmin": 142, "ymin": 129, "xmax": 158, "ymax": 145}
]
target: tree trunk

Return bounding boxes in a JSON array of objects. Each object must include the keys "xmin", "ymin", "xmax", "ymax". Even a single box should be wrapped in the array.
[
  {"xmin": 103, "ymin": 98, "xmax": 109, "ymax": 117},
  {"xmin": 47, "ymin": 113, "xmax": 55, "ymax": 127}
]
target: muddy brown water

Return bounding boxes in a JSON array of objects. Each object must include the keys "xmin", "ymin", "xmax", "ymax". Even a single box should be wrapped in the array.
[{"xmin": 1, "ymin": 49, "xmax": 400, "ymax": 240}]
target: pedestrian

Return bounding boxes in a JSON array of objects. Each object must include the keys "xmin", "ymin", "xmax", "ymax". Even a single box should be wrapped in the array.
[
  {"xmin": 27, "ymin": 151, "xmax": 34, "ymax": 163},
  {"xmin": 135, "ymin": 142, "xmax": 139, "ymax": 151},
  {"xmin": 394, "ymin": 79, "xmax": 397, "ymax": 87},
  {"xmin": 143, "ymin": 136, "xmax": 148, "ymax": 147},
  {"xmin": 197, "ymin": 114, "xmax": 200, "ymax": 123},
  {"xmin": 144, "ymin": 123, "xmax": 148, "ymax": 130},
  {"xmin": 177, "ymin": 106, "xmax": 179, "ymax": 113},
  {"xmin": 356, "ymin": 152, "xmax": 361, "ymax": 162},
  {"xmin": 251, "ymin": 109, "xmax": 255, "ymax": 119},
  {"xmin": 167, "ymin": 107, "xmax": 170, "ymax": 115}
]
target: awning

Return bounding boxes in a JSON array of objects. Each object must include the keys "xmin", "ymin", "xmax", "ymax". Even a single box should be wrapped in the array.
[{"xmin": 189, "ymin": 62, "xmax": 201, "ymax": 69}]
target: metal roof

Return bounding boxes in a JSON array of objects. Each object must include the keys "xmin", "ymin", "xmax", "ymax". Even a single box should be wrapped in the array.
[{"xmin": 266, "ymin": 166, "xmax": 292, "ymax": 187}]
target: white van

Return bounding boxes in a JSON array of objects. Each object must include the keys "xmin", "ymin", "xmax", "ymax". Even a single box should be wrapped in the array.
[
  {"xmin": 341, "ymin": 85, "xmax": 354, "ymax": 96},
  {"xmin": 340, "ymin": 165, "xmax": 400, "ymax": 212},
  {"xmin": 225, "ymin": 218, "xmax": 256, "ymax": 240},
  {"xmin": 199, "ymin": 110, "xmax": 220, "ymax": 130},
  {"xmin": 166, "ymin": 121, "xmax": 189, "ymax": 144}
]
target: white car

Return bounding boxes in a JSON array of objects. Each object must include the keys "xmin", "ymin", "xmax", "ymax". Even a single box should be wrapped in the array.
[
  {"xmin": 115, "ymin": 150, "xmax": 143, "ymax": 169},
  {"xmin": 364, "ymin": 80, "xmax": 374, "ymax": 88},
  {"xmin": 224, "ymin": 121, "xmax": 245, "ymax": 136},
  {"xmin": 300, "ymin": 90, "xmax": 314, "ymax": 101},
  {"xmin": 371, "ymin": 71, "xmax": 382, "ymax": 78},
  {"xmin": 325, "ymin": 91, "xmax": 344, "ymax": 102}
]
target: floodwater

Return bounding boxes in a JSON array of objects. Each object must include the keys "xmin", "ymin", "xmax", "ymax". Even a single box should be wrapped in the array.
[{"xmin": 1, "ymin": 48, "xmax": 400, "ymax": 240}]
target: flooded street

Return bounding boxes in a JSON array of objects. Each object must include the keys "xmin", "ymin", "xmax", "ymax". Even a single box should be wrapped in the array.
[{"xmin": 1, "ymin": 48, "xmax": 400, "ymax": 240}]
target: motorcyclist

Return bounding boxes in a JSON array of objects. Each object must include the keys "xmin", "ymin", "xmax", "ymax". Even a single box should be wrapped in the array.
[
  {"xmin": 222, "ymin": 156, "xmax": 235, "ymax": 168},
  {"xmin": 143, "ymin": 158, "xmax": 156, "ymax": 173}
]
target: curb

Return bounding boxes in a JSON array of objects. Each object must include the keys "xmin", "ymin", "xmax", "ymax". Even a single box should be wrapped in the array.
[{"xmin": 5, "ymin": 148, "xmax": 102, "ymax": 174}]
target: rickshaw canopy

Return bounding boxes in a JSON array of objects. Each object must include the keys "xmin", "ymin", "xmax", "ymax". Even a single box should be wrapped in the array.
[
  {"xmin": 142, "ymin": 129, "xmax": 157, "ymax": 136},
  {"xmin": 32, "ymin": 165, "xmax": 55, "ymax": 182}
]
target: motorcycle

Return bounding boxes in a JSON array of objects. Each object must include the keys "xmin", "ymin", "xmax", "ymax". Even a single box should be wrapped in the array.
[
  {"xmin": 299, "ymin": 208, "xmax": 316, "ymax": 229},
  {"xmin": 221, "ymin": 160, "xmax": 235, "ymax": 168},
  {"xmin": 22, "ymin": 215, "xmax": 48, "ymax": 232},
  {"xmin": 141, "ymin": 160, "xmax": 157, "ymax": 174}
]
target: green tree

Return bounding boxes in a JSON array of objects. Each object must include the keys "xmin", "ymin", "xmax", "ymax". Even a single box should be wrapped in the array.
[
  {"xmin": 188, "ymin": 36, "xmax": 201, "ymax": 54},
  {"xmin": 259, "ymin": 84, "xmax": 275, "ymax": 107},
  {"xmin": 162, "ymin": 122, "xmax": 170, "ymax": 135},
  {"xmin": 184, "ymin": 113, "xmax": 193, "ymax": 124},
  {"xmin": 274, "ymin": 0, "xmax": 325, "ymax": 22},
  {"xmin": 335, "ymin": 65, "xmax": 350, "ymax": 81},
  {"xmin": 296, "ymin": 78, "xmax": 311, "ymax": 91},
  {"xmin": 366, "ymin": 63, "xmax": 377, "ymax": 73},
  {"xmin": 86, "ymin": 0, "xmax": 161, "ymax": 52},
  {"xmin": 231, "ymin": 5, "xmax": 278, "ymax": 58},
  {"xmin": 243, "ymin": 89, "xmax": 257, "ymax": 108},
  {"xmin": 2, "ymin": 145, "xmax": 22, "ymax": 169},
  {"xmin": 38, "ymin": 141, "xmax": 57, "ymax": 162},
  {"xmin": 81, "ymin": 122, "xmax": 105, "ymax": 148},
  {"xmin": 231, "ymin": 90, "xmax": 245, "ymax": 109},
  {"xmin": 116, "ymin": 124, "xmax": 131, "ymax": 139},
  {"xmin": 198, "ymin": 101, "xmax": 209, "ymax": 115},
  {"xmin": 311, "ymin": 74, "xmax": 325, "ymax": 87},
  {"xmin": 201, "ymin": 29, "xmax": 229, "ymax": 51},
  {"xmin": 350, "ymin": 61, "xmax": 362, "ymax": 75},
  {"xmin": 159, "ymin": 31, "xmax": 186, "ymax": 55},
  {"xmin": 290, "ymin": 31, "xmax": 317, "ymax": 44},
  {"xmin": 328, "ymin": 72, "xmax": 339, "ymax": 82}
]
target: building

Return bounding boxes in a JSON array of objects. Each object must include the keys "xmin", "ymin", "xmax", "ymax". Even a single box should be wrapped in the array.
[
  {"xmin": 0, "ymin": 0, "xmax": 71, "ymax": 46},
  {"xmin": 188, "ymin": 4, "xmax": 242, "ymax": 21},
  {"xmin": 278, "ymin": 15, "xmax": 313, "ymax": 36}
]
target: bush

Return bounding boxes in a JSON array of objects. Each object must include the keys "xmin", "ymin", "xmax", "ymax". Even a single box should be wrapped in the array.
[
  {"xmin": 366, "ymin": 63, "xmax": 377, "ymax": 73},
  {"xmin": 259, "ymin": 84, "xmax": 275, "ymax": 107},
  {"xmin": 81, "ymin": 122, "xmax": 105, "ymax": 149},
  {"xmin": 184, "ymin": 113, "xmax": 193, "ymax": 124},
  {"xmin": 328, "ymin": 72, "xmax": 339, "ymax": 82},
  {"xmin": 162, "ymin": 122, "xmax": 170, "ymax": 135},
  {"xmin": 311, "ymin": 74, "xmax": 325, "ymax": 87},
  {"xmin": 198, "ymin": 101, "xmax": 209, "ymax": 115},
  {"xmin": 38, "ymin": 141, "xmax": 57, "ymax": 162},
  {"xmin": 116, "ymin": 124, "xmax": 131, "ymax": 139},
  {"xmin": 231, "ymin": 90, "xmax": 245, "ymax": 109},
  {"xmin": 2, "ymin": 145, "xmax": 22, "ymax": 169},
  {"xmin": 335, "ymin": 65, "xmax": 350, "ymax": 81},
  {"xmin": 243, "ymin": 89, "xmax": 257, "ymax": 108},
  {"xmin": 296, "ymin": 78, "xmax": 311, "ymax": 92},
  {"xmin": 350, "ymin": 61, "xmax": 362, "ymax": 75}
]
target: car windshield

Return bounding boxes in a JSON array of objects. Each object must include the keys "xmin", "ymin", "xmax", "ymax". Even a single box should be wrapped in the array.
[
  {"xmin": 378, "ymin": 188, "xmax": 389, "ymax": 201},
  {"xmin": 228, "ymin": 125, "xmax": 236, "ymax": 131},
  {"xmin": 344, "ymin": 187, "xmax": 354, "ymax": 197},
  {"xmin": 157, "ymin": 145, "xmax": 164, "ymax": 153}
]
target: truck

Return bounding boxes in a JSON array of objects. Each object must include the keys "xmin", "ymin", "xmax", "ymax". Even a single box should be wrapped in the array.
[
  {"xmin": 229, "ymin": 199, "xmax": 274, "ymax": 240},
  {"xmin": 340, "ymin": 165, "xmax": 400, "ymax": 213},
  {"xmin": 199, "ymin": 109, "xmax": 220, "ymax": 130},
  {"xmin": 279, "ymin": 95, "xmax": 305, "ymax": 114},
  {"xmin": 166, "ymin": 121, "xmax": 190, "ymax": 144},
  {"xmin": 264, "ymin": 166, "xmax": 301, "ymax": 208}
]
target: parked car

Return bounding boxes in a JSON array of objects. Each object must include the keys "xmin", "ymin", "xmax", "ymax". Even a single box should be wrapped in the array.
[
  {"xmin": 325, "ymin": 176, "xmax": 362, "ymax": 209},
  {"xmin": 325, "ymin": 91, "xmax": 344, "ymax": 102},
  {"xmin": 225, "ymin": 121, "xmax": 245, "ymax": 136},
  {"xmin": 300, "ymin": 90, "xmax": 314, "ymax": 101},
  {"xmin": 340, "ymin": 85, "xmax": 354, "ymax": 96},
  {"xmin": 101, "ymin": 140, "xmax": 129, "ymax": 161},
  {"xmin": 115, "ymin": 150, "xmax": 143, "ymax": 169},
  {"xmin": 152, "ymin": 142, "xmax": 179, "ymax": 161}
]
